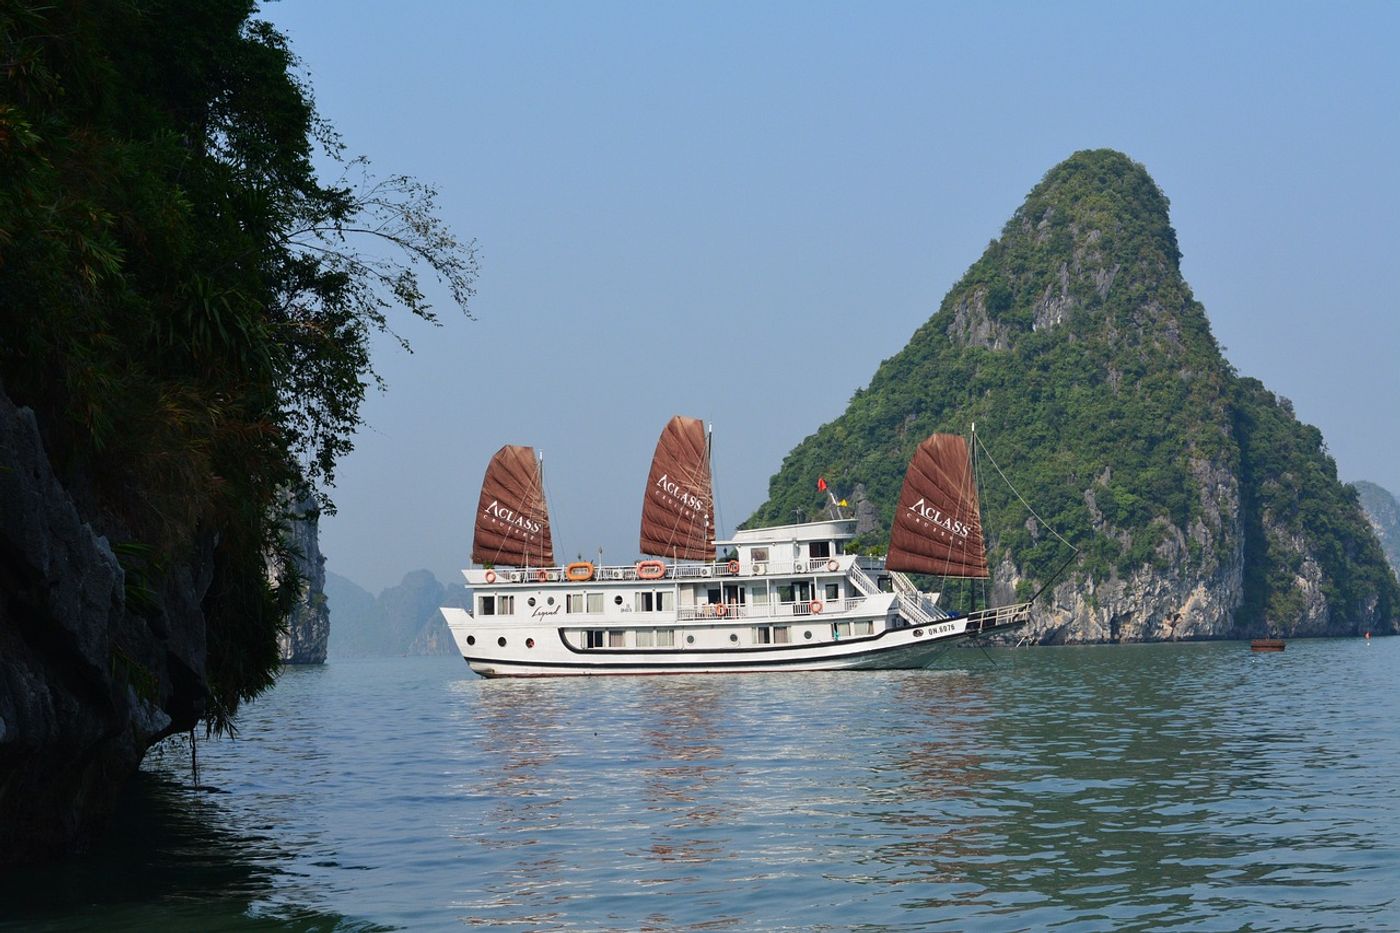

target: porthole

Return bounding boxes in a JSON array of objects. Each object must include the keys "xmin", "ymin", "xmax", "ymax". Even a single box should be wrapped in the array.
[
  {"xmin": 526, "ymin": 638, "xmax": 535, "ymax": 649},
  {"xmin": 614, "ymin": 595, "xmax": 624, "ymax": 605},
  {"xmin": 528, "ymin": 597, "xmax": 537, "ymax": 607},
  {"xmin": 466, "ymin": 635, "xmax": 476, "ymax": 646},
  {"xmin": 803, "ymin": 630, "xmax": 812, "ymax": 640},
  {"xmin": 497, "ymin": 636, "xmax": 507, "ymax": 647},
  {"xmin": 913, "ymin": 629, "xmax": 924, "ymax": 638},
  {"xmin": 686, "ymin": 635, "xmax": 695, "ymax": 645},
  {"xmin": 547, "ymin": 597, "xmax": 555, "ymax": 606},
  {"xmin": 729, "ymin": 633, "xmax": 739, "ymax": 643}
]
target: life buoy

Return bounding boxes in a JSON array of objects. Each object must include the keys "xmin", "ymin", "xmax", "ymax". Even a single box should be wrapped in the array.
[
  {"xmin": 826, "ymin": 559, "xmax": 839, "ymax": 572},
  {"xmin": 484, "ymin": 570, "xmax": 497, "ymax": 584},
  {"xmin": 536, "ymin": 569, "xmax": 548, "ymax": 583},
  {"xmin": 637, "ymin": 560, "xmax": 665, "ymax": 580},
  {"xmin": 715, "ymin": 603, "xmax": 728, "ymax": 617},
  {"xmin": 565, "ymin": 561, "xmax": 595, "ymax": 582},
  {"xmin": 809, "ymin": 600, "xmax": 823, "ymax": 614},
  {"xmin": 727, "ymin": 559, "xmax": 740, "ymax": 575}
]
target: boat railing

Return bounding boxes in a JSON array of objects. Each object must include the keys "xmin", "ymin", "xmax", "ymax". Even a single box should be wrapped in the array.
[
  {"xmin": 889, "ymin": 570, "xmax": 952, "ymax": 623},
  {"xmin": 964, "ymin": 601, "xmax": 1033, "ymax": 633},
  {"xmin": 847, "ymin": 561, "xmax": 881, "ymax": 597},
  {"xmin": 476, "ymin": 556, "xmax": 854, "ymax": 586}
]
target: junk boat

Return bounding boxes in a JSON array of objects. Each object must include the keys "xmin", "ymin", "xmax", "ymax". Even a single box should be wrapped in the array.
[{"xmin": 442, "ymin": 415, "xmax": 1054, "ymax": 677}]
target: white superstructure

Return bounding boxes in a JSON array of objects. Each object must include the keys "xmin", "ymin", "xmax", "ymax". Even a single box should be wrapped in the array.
[{"xmin": 442, "ymin": 518, "xmax": 1030, "ymax": 677}]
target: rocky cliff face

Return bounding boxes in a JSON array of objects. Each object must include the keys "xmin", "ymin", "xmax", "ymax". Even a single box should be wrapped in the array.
[
  {"xmin": 1, "ymin": 390, "xmax": 211, "ymax": 862},
  {"xmin": 275, "ymin": 495, "xmax": 329, "ymax": 664},
  {"xmin": 748, "ymin": 150, "xmax": 1397, "ymax": 641}
]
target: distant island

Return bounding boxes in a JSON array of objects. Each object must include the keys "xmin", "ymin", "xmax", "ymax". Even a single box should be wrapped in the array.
[
  {"xmin": 1355, "ymin": 482, "xmax": 1400, "ymax": 577},
  {"xmin": 747, "ymin": 149, "xmax": 1397, "ymax": 643},
  {"xmin": 325, "ymin": 570, "xmax": 463, "ymax": 658}
]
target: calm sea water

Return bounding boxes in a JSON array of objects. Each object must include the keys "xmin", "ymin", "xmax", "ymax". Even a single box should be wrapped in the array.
[{"xmin": 5, "ymin": 639, "xmax": 1400, "ymax": 931}]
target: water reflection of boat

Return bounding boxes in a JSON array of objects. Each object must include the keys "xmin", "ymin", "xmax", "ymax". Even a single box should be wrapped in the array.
[{"xmin": 444, "ymin": 416, "xmax": 1060, "ymax": 677}]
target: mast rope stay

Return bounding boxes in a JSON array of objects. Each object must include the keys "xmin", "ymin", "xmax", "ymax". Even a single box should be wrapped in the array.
[
  {"xmin": 971, "ymin": 429, "xmax": 1079, "ymax": 605},
  {"xmin": 973, "ymin": 431, "xmax": 1077, "ymax": 554}
]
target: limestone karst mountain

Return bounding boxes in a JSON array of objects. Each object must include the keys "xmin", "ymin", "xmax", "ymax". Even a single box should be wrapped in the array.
[
  {"xmin": 325, "ymin": 570, "xmax": 462, "ymax": 658},
  {"xmin": 747, "ymin": 150, "xmax": 1397, "ymax": 641},
  {"xmin": 1355, "ymin": 481, "xmax": 1400, "ymax": 578}
]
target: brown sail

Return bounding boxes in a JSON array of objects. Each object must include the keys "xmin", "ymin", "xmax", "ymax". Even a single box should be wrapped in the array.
[
  {"xmin": 886, "ymin": 433, "xmax": 989, "ymax": 578},
  {"xmin": 471, "ymin": 445, "xmax": 555, "ymax": 568},
  {"xmin": 639, "ymin": 415, "xmax": 715, "ymax": 561}
]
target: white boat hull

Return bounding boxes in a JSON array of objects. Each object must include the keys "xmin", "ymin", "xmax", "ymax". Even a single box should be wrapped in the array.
[{"xmin": 444, "ymin": 609, "xmax": 982, "ymax": 677}]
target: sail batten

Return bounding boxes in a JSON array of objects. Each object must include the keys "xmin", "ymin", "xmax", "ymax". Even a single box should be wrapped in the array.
[
  {"xmin": 472, "ymin": 445, "xmax": 555, "ymax": 568},
  {"xmin": 639, "ymin": 416, "xmax": 715, "ymax": 561},
  {"xmin": 886, "ymin": 433, "xmax": 989, "ymax": 578}
]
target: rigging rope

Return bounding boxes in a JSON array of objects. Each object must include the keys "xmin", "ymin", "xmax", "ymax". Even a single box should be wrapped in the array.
[{"xmin": 973, "ymin": 432, "xmax": 1078, "ymax": 554}]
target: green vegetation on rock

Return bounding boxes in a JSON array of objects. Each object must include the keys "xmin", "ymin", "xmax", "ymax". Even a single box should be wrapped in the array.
[
  {"xmin": 746, "ymin": 150, "xmax": 1396, "ymax": 636},
  {"xmin": 0, "ymin": 2, "xmax": 475, "ymax": 729}
]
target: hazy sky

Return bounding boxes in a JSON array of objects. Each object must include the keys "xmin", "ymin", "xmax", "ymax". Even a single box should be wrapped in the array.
[{"xmin": 261, "ymin": 2, "xmax": 1399, "ymax": 593}]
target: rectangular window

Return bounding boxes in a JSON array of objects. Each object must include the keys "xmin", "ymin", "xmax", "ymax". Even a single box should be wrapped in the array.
[
  {"xmin": 778, "ymin": 584, "xmax": 795, "ymax": 604},
  {"xmin": 754, "ymin": 626, "xmax": 772, "ymax": 644},
  {"xmin": 751, "ymin": 588, "xmax": 769, "ymax": 607},
  {"xmin": 834, "ymin": 621, "xmax": 852, "ymax": 638},
  {"xmin": 498, "ymin": 595, "xmax": 515, "ymax": 615},
  {"xmin": 809, "ymin": 541, "xmax": 831, "ymax": 559},
  {"xmin": 656, "ymin": 629, "xmax": 675, "ymax": 647},
  {"xmin": 608, "ymin": 630, "xmax": 626, "ymax": 647},
  {"xmin": 852, "ymin": 620, "xmax": 872, "ymax": 636},
  {"xmin": 825, "ymin": 583, "xmax": 840, "ymax": 601},
  {"xmin": 773, "ymin": 625, "xmax": 790, "ymax": 644},
  {"xmin": 478, "ymin": 595, "xmax": 496, "ymax": 616},
  {"xmin": 635, "ymin": 591, "xmax": 674, "ymax": 612},
  {"xmin": 586, "ymin": 630, "xmax": 605, "ymax": 648},
  {"xmin": 567, "ymin": 593, "xmax": 584, "ymax": 613},
  {"xmin": 587, "ymin": 592, "xmax": 604, "ymax": 613},
  {"xmin": 636, "ymin": 629, "xmax": 654, "ymax": 647},
  {"xmin": 751, "ymin": 547, "xmax": 769, "ymax": 562}
]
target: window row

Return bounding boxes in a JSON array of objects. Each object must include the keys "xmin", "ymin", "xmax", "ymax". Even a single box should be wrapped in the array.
[{"xmin": 478, "ymin": 590, "xmax": 674, "ymax": 616}]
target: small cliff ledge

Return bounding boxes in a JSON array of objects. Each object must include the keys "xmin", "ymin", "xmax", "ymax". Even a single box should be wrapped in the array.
[
  {"xmin": 276, "ymin": 496, "xmax": 329, "ymax": 665},
  {"xmin": 0, "ymin": 390, "xmax": 209, "ymax": 861}
]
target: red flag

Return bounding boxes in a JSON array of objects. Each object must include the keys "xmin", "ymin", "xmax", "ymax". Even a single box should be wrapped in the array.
[{"xmin": 817, "ymin": 476, "xmax": 828, "ymax": 492}]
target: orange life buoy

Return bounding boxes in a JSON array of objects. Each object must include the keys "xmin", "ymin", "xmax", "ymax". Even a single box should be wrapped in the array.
[
  {"xmin": 484, "ymin": 569, "xmax": 497, "ymax": 584},
  {"xmin": 809, "ymin": 600, "xmax": 823, "ymax": 614},
  {"xmin": 827, "ymin": 559, "xmax": 839, "ymax": 572},
  {"xmin": 536, "ymin": 569, "xmax": 548, "ymax": 583},
  {"xmin": 715, "ymin": 602, "xmax": 728, "ymax": 617},
  {"xmin": 727, "ymin": 559, "xmax": 740, "ymax": 575},
  {"xmin": 565, "ymin": 561, "xmax": 595, "ymax": 582},
  {"xmin": 636, "ymin": 560, "xmax": 665, "ymax": 580}
]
